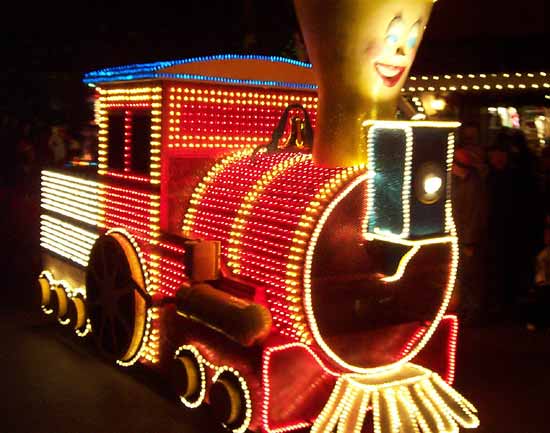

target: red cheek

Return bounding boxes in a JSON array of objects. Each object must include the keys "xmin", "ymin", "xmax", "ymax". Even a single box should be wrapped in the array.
[{"xmin": 364, "ymin": 40, "xmax": 384, "ymax": 58}]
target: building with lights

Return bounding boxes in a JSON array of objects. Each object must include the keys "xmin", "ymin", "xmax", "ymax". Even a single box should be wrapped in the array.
[{"xmin": 401, "ymin": 71, "xmax": 550, "ymax": 150}]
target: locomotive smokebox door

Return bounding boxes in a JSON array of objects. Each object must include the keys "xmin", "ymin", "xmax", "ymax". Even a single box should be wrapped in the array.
[{"xmin": 184, "ymin": 240, "xmax": 221, "ymax": 282}]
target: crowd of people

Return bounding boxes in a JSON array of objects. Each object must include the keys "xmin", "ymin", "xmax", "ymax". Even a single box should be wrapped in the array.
[
  {"xmin": 1, "ymin": 114, "xmax": 97, "ymax": 200},
  {"xmin": 1, "ymin": 115, "xmax": 99, "ymax": 311},
  {"xmin": 451, "ymin": 123, "xmax": 550, "ymax": 331}
]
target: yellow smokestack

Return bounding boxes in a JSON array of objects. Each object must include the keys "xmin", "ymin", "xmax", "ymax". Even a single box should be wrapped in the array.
[{"xmin": 293, "ymin": 0, "xmax": 436, "ymax": 167}]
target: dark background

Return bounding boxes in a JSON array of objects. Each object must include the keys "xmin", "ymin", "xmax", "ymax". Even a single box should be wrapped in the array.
[{"xmin": 2, "ymin": 0, "xmax": 548, "ymax": 128}]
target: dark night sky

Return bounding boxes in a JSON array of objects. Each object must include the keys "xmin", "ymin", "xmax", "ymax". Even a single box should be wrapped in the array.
[{"xmin": 2, "ymin": 0, "xmax": 548, "ymax": 125}]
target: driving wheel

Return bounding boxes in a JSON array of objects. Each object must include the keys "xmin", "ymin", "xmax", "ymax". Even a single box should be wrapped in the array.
[{"xmin": 86, "ymin": 231, "xmax": 150, "ymax": 363}]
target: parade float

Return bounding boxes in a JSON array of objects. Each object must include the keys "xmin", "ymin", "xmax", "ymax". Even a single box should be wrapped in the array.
[{"xmin": 36, "ymin": 0, "xmax": 480, "ymax": 432}]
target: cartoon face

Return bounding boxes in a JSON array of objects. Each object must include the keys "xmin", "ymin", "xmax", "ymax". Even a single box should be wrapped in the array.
[
  {"xmin": 370, "ymin": 15, "xmax": 423, "ymax": 88},
  {"xmin": 355, "ymin": 0, "xmax": 433, "ymax": 116},
  {"xmin": 296, "ymin": 0, "xmax": 433, "ymax": 115},
  {"xmin": 294, "ymin": 0, "xmax": 435, "ymax": 166}
]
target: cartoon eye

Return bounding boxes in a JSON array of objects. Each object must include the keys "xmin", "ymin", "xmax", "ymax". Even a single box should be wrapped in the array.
[
  {"xmin": 386, "ymin": 34, "xmax": 399, "ymax": 45},
  {"xmin": 406, "ymin": 21, "xmax": 421, "ymax": 52},
  {"xmin": 385, "ymin": 16, "xmax": 403, "ymax": 46}
]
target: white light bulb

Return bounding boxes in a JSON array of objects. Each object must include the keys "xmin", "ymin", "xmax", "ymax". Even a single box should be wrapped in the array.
[{"xmin": 424, "ymin": 175, "xmax": 442, "ymax": 195}]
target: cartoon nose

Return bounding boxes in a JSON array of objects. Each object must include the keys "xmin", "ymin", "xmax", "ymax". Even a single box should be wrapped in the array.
[{"xmin": 395, "ymin": 46, "xmax": 405, "ymax": 56}]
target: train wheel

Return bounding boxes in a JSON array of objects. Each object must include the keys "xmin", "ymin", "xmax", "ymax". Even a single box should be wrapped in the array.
[
  {"xmin": 172, "ymin": 346, "xmax": 206, "ymax": 408},
  {"xmin": 38, "ymin": 273, "xmax": 54, "ymax": 314},
  {"xmin": 67, "ymin": 295, "xmax": 87, "ymax": 331},
  {"xmin": 210, "ymin": 369, "xmax": 251, "ymax": 432},
  {"xmin": 85, "ymin": 232, "xmax": 150, "ymax": 363},
  {"xmin": 38, "ymin": 274, "xmax": 51, "ymax": 309},
  {"xmin": 48, "ymin": 284, "xmax": 69, "ymax": 324}
]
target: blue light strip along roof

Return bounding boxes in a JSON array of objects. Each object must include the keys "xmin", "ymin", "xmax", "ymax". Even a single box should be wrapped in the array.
[{"xmin": 83, "ymin": 54, "xmax": 317, "ymax": 89}]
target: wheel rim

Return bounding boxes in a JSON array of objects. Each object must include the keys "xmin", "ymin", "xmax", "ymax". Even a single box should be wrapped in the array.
[
  {"xmin": 86, "ymin": 233, "xmax": 148, "ymax": 362},
  {"xmin": 68, "ymin": 296, "xmax": 87, "ymax": 330}
]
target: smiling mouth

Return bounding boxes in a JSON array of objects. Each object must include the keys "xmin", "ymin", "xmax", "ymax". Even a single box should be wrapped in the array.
[{"xmin": 374, "ymin": 62, "xmax": 406, "ymax": 87}]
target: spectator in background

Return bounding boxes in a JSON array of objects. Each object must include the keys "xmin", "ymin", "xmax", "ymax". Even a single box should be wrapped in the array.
[
  {"xmin": 1, "ymin": 114, "xmax": 19, "ymax": 191},
  {"xmin": 281, "ymin": 30, "xmax": 309, "ymax": 62},
  {"xmin": 47, "ymin": 124, "xmax": 82, "ymax": 165},
  {"xmin": 451, "ymin": 143, "xmax": 489, "ymax": 325},
  {"xmin": 484, "ymin": 129, "xmax": 540, "ymax": 323},
  {"xmin": 538, "ymin": 146, "xmax": 550, "ymax": 217},
  {"xmin": 526, "ymin": 219, "xmax": 550, "ymax": 331},
  {"xmin": 508, "ymin": 129, "xmax": 545, "ymax": 307},
  {"xmin": 460, "ymin": 122, "xmax": 488, "ymax": 178},
  {"xmin": 486, "ymin": 136, "xmax": 514, "ymax": 319},
  {"xmin": 15, "ymin": 122, "xmax": 38, "ymax": 194},
  {"xmin": 80, "ymin": 124, "xmax": 98, "ymax": 161},
  {"xmin": 47, "ymin": 125, "xmax": 68, "ymax": 166},
  {"xmin": 33, "ymin": 119, "xmax": 53, "ymax": 168},
  {"xmin": 65, "ymin": 126, "xmax": 82, "ymax": 161}
]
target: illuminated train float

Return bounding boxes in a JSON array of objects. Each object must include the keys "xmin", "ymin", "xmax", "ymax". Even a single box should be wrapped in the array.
[{"xmin": 36, "ymin": 1, "xmax": 480, "ymax": 432}]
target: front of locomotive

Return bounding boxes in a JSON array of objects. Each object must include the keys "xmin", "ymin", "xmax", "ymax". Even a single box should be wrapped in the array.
[
  {"xmin": 303, "ymin": 119, "xmax": 459, "ymax": 375},
  {"xmin": 294, "ymin": 0, "xmax": 457, "ymax": 369},
  {"xmin": 291, "ymin": 1, "xmax": 479, "ymax": 432}
]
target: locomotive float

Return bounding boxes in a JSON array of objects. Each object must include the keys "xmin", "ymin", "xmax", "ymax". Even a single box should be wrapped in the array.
[{"xmin": 36, "ymin": 1, "xmax": 481, "ymax": 432}]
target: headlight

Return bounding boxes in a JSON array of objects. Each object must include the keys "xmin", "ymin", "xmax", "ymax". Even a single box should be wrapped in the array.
[
  {"xmin": 415, "ymin": 162, "xmax": 445, "ymax": 205},
  {"xmin": 424, "ymin": 175, "xmax": 442, "ymax": 195}
]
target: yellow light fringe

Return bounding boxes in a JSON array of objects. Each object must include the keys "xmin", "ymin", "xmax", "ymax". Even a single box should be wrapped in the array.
[
  {"xmin": 363, "ymin": 124, "xmax": 412, "ymax": 238},
  {"xmin": 105, "ymin": 228, "xmax": 154, "ymax": 367},
  {"xmin": 404, "ymin": 71, "xmax": 550, "ymax": 94},
  {"xmin": 445, "ymin": 133, "xmax": 456, "ymax": 233},
  {"xmin": 227, "ymin": 153, "xmax": 311, "ymax": 274},
  {"xmin": 311, "ymin": 364, "xmax": 479, "ymax": 433},
  {"xmin": 96, "ymin": 86, "xmax": 161, "ymax": 178},
  {"xmin": 381, "ymin": 245, "xmax": 420, "ymax": 282},
  {"xmin": 362, "ymin": 121, "xmax": 459, "ymax": 240},
  {"xmin": 182, "ymin": 149, "xmax": 255, "ymax": 236},
  {"xmin": 288, "ymin": 164, "xmax": 367, "ymax": 344},
  {"xmin": 305, "ymin": 171, "xmax": 460, "ymax": 374}
]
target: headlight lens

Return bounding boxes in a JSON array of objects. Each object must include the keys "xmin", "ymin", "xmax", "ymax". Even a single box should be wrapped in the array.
[
  {"xmin": 423, "ymin": 175, "xmax": 442, "ymax": 195},
  {"xmin": 415, "ymin": 162, "xmax": 445, "ymax": 204}
]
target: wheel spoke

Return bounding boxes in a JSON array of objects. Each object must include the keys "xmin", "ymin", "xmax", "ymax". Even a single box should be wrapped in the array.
[
  {"xmin": 113, "ymin": 267, "xmax": 131, "ymax": 293},
  {"xmin": 127, "ymin": 278, "xmax": 148, "ymax": 300},
  {"xmin": 102, "ymin": 240, "xmax": 119, "ymax": 286},
  {"xmin": 115, "ymin": 316, "xmax": 132, "ymax": 346},
  {"xmin": 117, "ymin": 291, "xmax": 134, "ymax": 324},
  {"xmin": 104, "ymin": 264, "xmax": 117, "ymax": 288},
  {"xmin": 87, "ymin": 270, "xmax": 104, "ymax": 298},
  {"xmin": 98, "ymin": 242, "xmax": 109, "ymax": 282},
  {"xmin": 101, "ymin": 315, "xmax": 116, "ymax": 355}
]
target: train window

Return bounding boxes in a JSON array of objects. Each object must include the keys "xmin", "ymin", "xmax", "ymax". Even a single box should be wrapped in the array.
[
  {"xmin": 106, "ymin": 110, "xmax": 152, "ymax": 175},
  {"xmin": 130, "ymin": 113, "xmax": 152, "ymax": 175},
  {"xmin": 107, "ymin": 113, "xmax": 125, "ymax": 171}
]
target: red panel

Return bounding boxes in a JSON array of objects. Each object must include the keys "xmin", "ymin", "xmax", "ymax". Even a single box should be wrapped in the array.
[
  {"xmin": 399, "ymin": 314, "xmax": 459, "ymax": 384},
  {"xmin": 262, "ymin": 343, "xmax": 338, "ymax": 433},
  {"xmin": 188, "ymin": 152, "xmax": 299, "ymax": 258},
  {"xmin": 166, "ymin": 84, "xmax": 317, "ymax": 152}
]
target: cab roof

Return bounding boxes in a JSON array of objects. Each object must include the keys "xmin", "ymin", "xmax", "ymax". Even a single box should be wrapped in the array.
[{"xmin": 83, "ymin": 54, "xmax": 317, "ymax": 90}]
